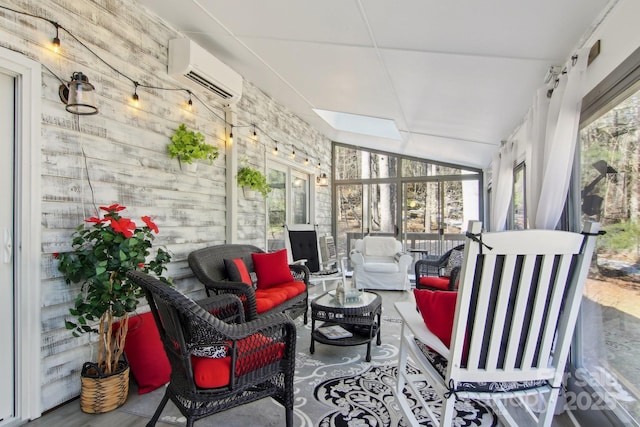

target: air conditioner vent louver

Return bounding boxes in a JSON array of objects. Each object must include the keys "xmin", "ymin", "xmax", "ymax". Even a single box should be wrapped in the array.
[
  {"xmin": 168, "ymin": 38, "xmax": 242, "ymax": 104},
  {"xmin": 185, "ymin": 71, "xmax": 233, "ymax": 99}
]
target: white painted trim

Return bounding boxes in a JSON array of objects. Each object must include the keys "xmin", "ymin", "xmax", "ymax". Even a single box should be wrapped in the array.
[{"xmin": 0, "ymin": 47, "xmax": 42, "ymax": 423}]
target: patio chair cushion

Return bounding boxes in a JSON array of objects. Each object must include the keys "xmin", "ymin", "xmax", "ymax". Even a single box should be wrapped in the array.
[
  {"xmin": 413, "ymin": 289, "xmax": 457, "ymax": 348},
  {"xmin": 417, "ymin": 275, "xmax": 451, "ymax": 290},
  {"xmin": 115, "ymin": 311, "xmax": 170, "ymax": 394},
  {"xmin": 224, "ymin": 258, "xmax": 252, "ymax": 285},
  {"xmin": 191, "ymin": 333, "xmax": 286, "ymax": 388},
  {"xmin": 414, "ymin": 339, "xmax": 546, "ymax": 393},
  {"xmin": 252, "ymin": 249, "xmax": 294, "ymax": 289}
]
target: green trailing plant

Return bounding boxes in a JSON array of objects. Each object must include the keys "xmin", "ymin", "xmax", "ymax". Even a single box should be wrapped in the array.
[
  {"xmin": 237, "ymin": 165, "xmax": 272, "ymax": 197},
  {"xmin": 168, "ymin": 123, "xmax": 219, "ymax": 165},
  {"xmin": 56, "ymin": 203, "xmax": 172, "ymax": 374}
]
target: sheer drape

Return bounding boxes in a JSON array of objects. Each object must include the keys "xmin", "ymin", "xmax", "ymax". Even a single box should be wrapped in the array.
[
  {"xmin": 525, "ymin": 87, "xmax": 550, "ymax": 228},
  {"xmin": 534, "ymin": 48, "xmax": 589, "ymax": 229},
  {"xmin": 490, "ymin": 140, "xmax": 514, "ymax": 231}
]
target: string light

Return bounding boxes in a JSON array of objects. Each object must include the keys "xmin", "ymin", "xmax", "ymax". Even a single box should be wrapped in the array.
[
  {"xmin": 131, "ymin": 83, "xmax": 139, "ymax": 107},
  {"xmin": 228, "ymin": 126, "xmax": 234, "ymax": 145},
  {"xmin": 291, "ymin": 149, "xmax": 296, "ymax": 160},
  {"xmin": 187, "ymin": 91, "xmax": 193, "ymax": 111},
  {"xmin": 317, "ymin": 161, "xmax": 321, "ymax": 169},
  {"xmin": 0, "ymin": 5, "xmax": 331, "ymax": 169},
  {"xmin": 52, "ymin": 23, "xmax": 60, "ymax": 53}
]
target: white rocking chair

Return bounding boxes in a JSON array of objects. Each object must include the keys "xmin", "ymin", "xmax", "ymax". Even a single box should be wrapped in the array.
[{"xmin": 395, "ymin": 220, "xmax": 601, "ymax": 427}]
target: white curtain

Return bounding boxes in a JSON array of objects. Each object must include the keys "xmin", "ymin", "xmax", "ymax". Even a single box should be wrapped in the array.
[
  {"xmin": 490, "ymin": 140, "xmax": 514, "ymax": 231},
  {"xmin": 534, "ymin": 48, "xmax": 589, "ymax": 229},
  {"xmin": 524, "ymin": 87, "xmax": 550, "ymax": 228}
]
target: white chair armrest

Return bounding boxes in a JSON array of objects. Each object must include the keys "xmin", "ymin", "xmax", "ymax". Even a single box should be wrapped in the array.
[{"xmin": 349, "ymin": 250, "xmax": 364, "ymax": 265}]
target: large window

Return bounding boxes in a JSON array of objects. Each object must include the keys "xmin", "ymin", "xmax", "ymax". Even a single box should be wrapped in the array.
[
  {"xmin": 333, "ymin": 144, "xmax": 482, "ymax": 259},
  {"xmin": 573, "ymin": 53, "xmax": 640, "ymax": 425}
]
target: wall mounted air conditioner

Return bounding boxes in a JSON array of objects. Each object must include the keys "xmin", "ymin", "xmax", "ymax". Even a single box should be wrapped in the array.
[{"xmin": 168, "ymin": 38, "xmax": 243, "ymax": 104}]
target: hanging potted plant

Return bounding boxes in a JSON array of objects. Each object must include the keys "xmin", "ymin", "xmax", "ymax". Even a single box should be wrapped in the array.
[
  {"xmin": 55, "ymin": 203, "xmax": 172, "ymax": 413},
  {"xmin": 168, "ymin": 123, "xmax": 219, "ymax": 171},
  {"xmin": 237, "ymin": 165, "xmax": 272, "ymax": 198}
]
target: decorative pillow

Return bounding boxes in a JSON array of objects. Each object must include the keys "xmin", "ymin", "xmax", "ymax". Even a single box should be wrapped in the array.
[
  {"xmin": 114, "ymin": 312, "xmax": 171, "ymax": 394},
  {"xmin": 224, "ymin": 258, "xmax": 252, "ymax": 285},
  {"xmin": 443, "ymin": 249, "xmax": 463, "ymax": 277},
  {"xmin": 190, "ymin": 344, "xmax": 227, "ymax": 358},
  {"xmin": 413, "ymin": 289, "xmax": 458, "ymax": 348},
  {"xmin": 251, "ymin": 249, "xmax": 294, "ymax": 289}
]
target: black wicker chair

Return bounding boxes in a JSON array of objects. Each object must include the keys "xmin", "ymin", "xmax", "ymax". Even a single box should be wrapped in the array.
[
  {"xmin": 127, "ymin": 271, "xmax": 297, "ymax": 427},
  {"xmin": 414, "ymin": 244, "xmax": 464, "ymax": 291},
  {"xmin": 188, "ymin": 244, "xmax": 309, "ymax": 323}
]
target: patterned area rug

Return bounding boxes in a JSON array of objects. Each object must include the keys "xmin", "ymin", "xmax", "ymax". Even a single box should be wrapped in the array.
[
  {"xmin": 315, "ymin": 363, "xmax": 497, "ymax": 427},
  {"xmin": 118, "ymin": 289, "xmax": 499, "ymax": 426}
]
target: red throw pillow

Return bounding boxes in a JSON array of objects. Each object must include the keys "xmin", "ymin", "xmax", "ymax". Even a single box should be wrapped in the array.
[
  {"xmin": 224, "ymin": 258, "xmax": 252, "ymax": 285},
  {"xmin": 251, "ymin": 249, "xmax": 294, "ymax": 289},
  {"xmin": 413, "ymin": 289, "xmax": 458, "ymax": 348},
  {"xmin": 114, "ymin": 312, "xmax": 171, "ymax": 394}
]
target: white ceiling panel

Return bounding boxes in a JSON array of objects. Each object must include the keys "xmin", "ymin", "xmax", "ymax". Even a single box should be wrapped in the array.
[{"xmin": 138, "ymin": 0, "xmax": 614, "ymax": 169}]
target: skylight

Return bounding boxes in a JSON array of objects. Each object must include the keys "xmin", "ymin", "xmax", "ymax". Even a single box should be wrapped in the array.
[{"xmin": 313, "ymin": 109, "xmax": 401, "ymax": 140}]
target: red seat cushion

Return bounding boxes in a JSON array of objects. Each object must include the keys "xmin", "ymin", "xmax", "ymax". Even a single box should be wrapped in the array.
[
  {"xmin": 413, "ymin": 289, "xmax": 458, "ymax": 348},
  {"xmin": 267, "ymin": 281, "xmax": 306, "ymax": 299},
  {"xmin": 191, "ymin": 334, "xmax": 285, "ymax": 388},
  {"xmin": 113, "ymin": 312, "xmax": 171, "ymax": 394},
  {"xmin": 255, "ymin": 288, "xmax": 288, "ymax": 307},
  {"xmin": 417, "ymin": 276, "xmax": 451, "ymax": 290},
  {"xmin": 252, "ymin": 249, "xmax": 294, "ymax": 289},
  {"xmin": 254, "ymin": 297, "xmax": 276, "ymax": 314},
  {"xmin": 224, "ymin": 258, "xmax": 252, "ymax": 285}
]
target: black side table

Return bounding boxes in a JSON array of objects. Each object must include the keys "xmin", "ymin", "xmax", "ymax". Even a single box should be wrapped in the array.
[{"xmin": 310, "ymin": 291, "xmax": 382, "ymax": 362}]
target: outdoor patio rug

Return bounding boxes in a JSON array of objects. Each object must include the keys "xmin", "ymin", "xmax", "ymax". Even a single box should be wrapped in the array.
[{"xmin": 118, "ymin": 289, "xmax": 499, "ymax": 426}]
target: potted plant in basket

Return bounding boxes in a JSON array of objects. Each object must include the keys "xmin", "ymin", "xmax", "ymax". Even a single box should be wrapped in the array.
[
  {"xmin": 168, "ymin": 123, "xmax": 219, "ymax": 171},
  {"xmin": 56, "ymin": 203, "xmax": 171, "ymax": 413},
  {"xmin": 237, "ymin": 165, "xmax": 271, "ymax": 198}
]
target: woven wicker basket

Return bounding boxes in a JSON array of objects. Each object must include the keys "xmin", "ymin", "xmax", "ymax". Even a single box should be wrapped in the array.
[{"xmin": 80, "ymin": 361, "xmax": 130, "ymax": 413}]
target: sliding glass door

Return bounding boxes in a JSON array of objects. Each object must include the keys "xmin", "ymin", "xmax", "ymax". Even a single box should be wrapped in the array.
[{"xmin": 573, "ymin": 82, "xmax": 640, "ymax": 426}]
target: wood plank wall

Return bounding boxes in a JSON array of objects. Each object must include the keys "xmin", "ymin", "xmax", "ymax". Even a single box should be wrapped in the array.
[{"xmin": 0, "ymin": 0, "xmax": 332, "ymax": 411}]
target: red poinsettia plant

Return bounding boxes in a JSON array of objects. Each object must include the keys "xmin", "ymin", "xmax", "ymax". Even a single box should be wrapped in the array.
[{"xmin": 56, "ymin": 204, "xmax": 171, "ymax": 374}]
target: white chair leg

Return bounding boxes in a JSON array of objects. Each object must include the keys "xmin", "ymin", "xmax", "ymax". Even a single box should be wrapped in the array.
[
  {"xmin": 538, "ymin": 388, "xmax": 560, "ymax": 427},
  {"xmin": 440, "ymin": 395, "xmax": 456, "ymax": 427}
]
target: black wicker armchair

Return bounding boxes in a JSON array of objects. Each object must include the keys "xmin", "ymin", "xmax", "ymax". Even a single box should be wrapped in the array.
[
  {"xmin": 414, "ymin": 244, "xmax": 464, "ymax": 291},
  {"xmin": 127, "ymin": 271, "xmax": 297, "ymax": 427},
  {"xmin": 188, "ymin": 244, "xmax": 309, "ymax": 323}
]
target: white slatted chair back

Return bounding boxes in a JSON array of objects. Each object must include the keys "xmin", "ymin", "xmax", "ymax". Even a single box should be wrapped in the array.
[{"xmin": 395, "ymin": 220, "xmax": 601, "ymax": 427}]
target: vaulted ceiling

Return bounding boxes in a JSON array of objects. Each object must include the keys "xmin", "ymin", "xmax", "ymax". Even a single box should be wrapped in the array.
[{"xmin": 138, "ymin": 0, "xmax": 611, "ymax": 169}]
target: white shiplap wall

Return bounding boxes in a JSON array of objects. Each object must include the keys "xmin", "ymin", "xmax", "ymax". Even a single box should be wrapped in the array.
[{"xmin": 0, "ymin": 0, "xmax": 332, "ymax": 410}]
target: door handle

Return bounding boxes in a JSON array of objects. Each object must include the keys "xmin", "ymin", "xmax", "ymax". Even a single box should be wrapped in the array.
[{"xmin": 4, "ymin": 228, "xmax": 11, "ymax": 263}]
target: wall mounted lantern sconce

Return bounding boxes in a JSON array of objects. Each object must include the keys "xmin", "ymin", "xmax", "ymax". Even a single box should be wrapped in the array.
[
  {"xmin": 58, "ymin": 71, "xmax": 98, "ymax": 115},
  {"xmin": 316, "ymin": 173, "xmax": 328, "ymax": 187}
]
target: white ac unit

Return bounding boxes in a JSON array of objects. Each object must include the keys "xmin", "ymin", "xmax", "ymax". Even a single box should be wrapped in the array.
[{"xmin": 168, "ymin": 38, "xmax": 243, "ymax": 104}]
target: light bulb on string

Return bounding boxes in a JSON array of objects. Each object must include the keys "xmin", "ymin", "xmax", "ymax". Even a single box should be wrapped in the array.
[
  {"xmin": 291, "ymin": 149, "xmax": 296, "ymax": 160},
  {"xmin": 273, "ymin": 143, "xmax": 279, "ymax": 155},
  {"xmin": 52, "ymin": 24, "xmax": 60, "ymax": 53},
  {"xmin": 131, "ymin": 83, "xmax": 140, "ymax": 108},
  {"xmin": 252, "ymin": 126, "xmax": 258, "ymax": 143},
  {"xmin": 228, "ymin": 127, "xmax": 234, "ymax": 145},
  {"xmin": 187, "ymin": 91, "xmax": 193, "ymax": 111},
  {"xmin": 304, "ymin": 158, "xmax": 309, "ymax": 166}
]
